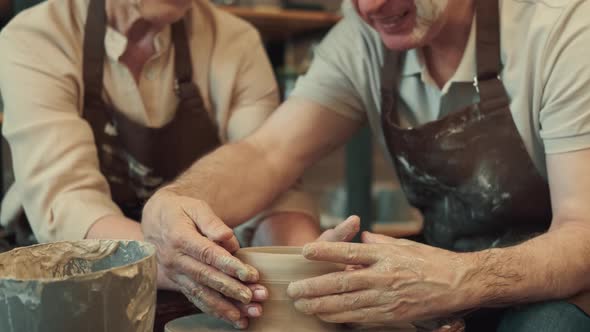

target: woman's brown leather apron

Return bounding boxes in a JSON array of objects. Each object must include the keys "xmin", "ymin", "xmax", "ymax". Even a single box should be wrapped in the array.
[
  {"xmin": 380, "ymin": 0, "xmax": 551, "ymax": 253},
  {"xmin": 82, "ymin": 0, "xmax": 221, "ymax": 330}
]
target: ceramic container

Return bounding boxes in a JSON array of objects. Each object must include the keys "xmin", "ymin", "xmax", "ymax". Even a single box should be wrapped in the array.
[{"xmin": 0, "ymin": 240, "xmax": 157, "ymax": 332}]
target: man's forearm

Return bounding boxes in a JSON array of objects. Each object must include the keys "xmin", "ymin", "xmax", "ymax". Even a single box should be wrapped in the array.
[
  {"xmin": 461, "ymin": 221, "xmax": 590, "ymax": 308},
  {"xmin": 165, "ymin": 139, "xmax": 304, "ymax": 228}
]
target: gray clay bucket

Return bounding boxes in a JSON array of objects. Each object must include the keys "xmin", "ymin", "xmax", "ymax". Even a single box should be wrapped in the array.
[{"xmin": 0, "ymin": 240, "xmax": 157, "ymax": 332}]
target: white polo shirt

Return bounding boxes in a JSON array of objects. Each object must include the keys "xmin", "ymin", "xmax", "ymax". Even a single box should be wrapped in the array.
[{"xmin": 292, "ymin": 0, "xmax": 590, "ymax": 177}]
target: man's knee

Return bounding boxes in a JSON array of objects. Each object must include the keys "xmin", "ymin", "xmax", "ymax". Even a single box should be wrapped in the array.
[{"xmin": 497, "ymin": 301, "xmax": 590, "ymax": 332}]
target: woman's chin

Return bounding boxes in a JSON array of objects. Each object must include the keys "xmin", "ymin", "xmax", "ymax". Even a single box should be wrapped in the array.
[{"xmin": 139, "ymin": 2, "xmax": 191, "ymax": 25}]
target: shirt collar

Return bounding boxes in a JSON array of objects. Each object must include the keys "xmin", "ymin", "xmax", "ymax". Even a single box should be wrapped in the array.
[
  {"xmin": 104, "ymin": 24, "xmax": 172, "ymax": 61},
  {"xmin": 401, "ymin": 48, "xmax": 423, "ymax": 76},
  {"xmin": 451, "ymin": 14, "xmax": 477, "ymax": 83}
]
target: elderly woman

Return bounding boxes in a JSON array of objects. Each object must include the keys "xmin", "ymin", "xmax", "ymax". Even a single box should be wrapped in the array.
[{"xmin": 0, "ymin": 0, "xmax": 327, "ymax": 329}]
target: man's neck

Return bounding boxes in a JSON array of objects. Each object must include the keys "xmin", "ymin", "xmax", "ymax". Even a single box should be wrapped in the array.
[{"xmin": 422, "ymin": 1, "xmax": 475, "ymax": 89}]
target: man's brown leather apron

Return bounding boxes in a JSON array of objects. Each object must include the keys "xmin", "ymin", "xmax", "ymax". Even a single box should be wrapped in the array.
[
  {"xmin": 380, "ymin": 0, "xmax": 590, "ymax": 327},
  {"xmin": 380, "ymin": 0, "xmax": 551, "ymax": 253},
  {"xmin": 83, "ymin": 0, "xmax": 220, "ymax": 330}
]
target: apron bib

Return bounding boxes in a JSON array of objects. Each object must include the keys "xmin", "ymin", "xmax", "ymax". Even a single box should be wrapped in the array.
[
  {"xmin": 380, "ymin": 0, "xmax": 551, "ymax": 252},
  {"xmin": 82, "ymin": 0, "xmax": 222, "ymax": 329},
  {"xmin": 83, "ymin": 0, "xmax": 221, "ymax": 221}
]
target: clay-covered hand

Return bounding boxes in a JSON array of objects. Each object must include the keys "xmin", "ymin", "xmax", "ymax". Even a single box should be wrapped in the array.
[
  {"xmin": 287, "ymin": 232, "xmax": 471, "ymax": 325},
  {"xmin": 142, "ymin": 189, "xmax": 266, "ymax": 329},
  {"xmin": 315, "ymin": 215, "xmax": 361, "ymax": 242}
]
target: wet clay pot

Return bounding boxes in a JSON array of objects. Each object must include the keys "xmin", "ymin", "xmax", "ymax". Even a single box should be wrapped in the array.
[
  {"xmin": 166, "ymin": 246, "xmax": 420, "ymax": 332},
  {"xmin": 235, "ymin": 246, "xmax": 345, "ymax": 332},
  {"xmin": 0, "ymin": 240, "xmax": 157, "ymax": 332}
]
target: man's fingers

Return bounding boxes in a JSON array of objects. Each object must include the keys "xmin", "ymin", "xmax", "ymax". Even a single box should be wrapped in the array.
[
  {"xmin": 302, "ymin": 242, "xmax": 378, "ymax": 265},
  {"xmin": 175, "ymin": 254, "xmax": 253, "ymax": 304},
  {"xmin": 335, "ymin": 215, "xmax": 361, "ymax": 242},
  {"xmin": 235, "ymin": 301, "xmax": 263, "ymax": 318},
  {"xmin": 248, "ymin": 284, "xmax": 268, "ymax": 302},
  {"xmin": 317, "ymin": 215, "xmax": 361, "ymax": 242},
  {"xmin": 184, "ymin": 200, "xmax": 242, "ymax": 253},
  {"xmin": 174, "ymin": 230, "xmax": 259, "ymax": 283},
  {"xmin": 362, "ymin": 232, "xmax": 418, "ymax": 247},
  {"xmin": 361, "ymin": 231, "xmax": 397, "ymax": 244},
  {"xmin": 181, "ymin": 199, "xmax": 237, "ymax": 244},
  {"xmin": 293, "ymin": 289, "xmax": 384, "ymax": 315},
  {"xmin": 318, "ymin": 307, "xmax": 417, "ymax": 326},
  {"xmin": 287, "ymin": 269, "xmax": 371, "ymax": 299},
  {"xmin": 317, "ymin": 306, "xmax": 390, "ymax": 324},
  {"xmin": 217, "ymin": 237, "xmax": 241, "ymax": 254},
  {"xmin": 174, "ymin": 274, "xmax": 245, "ymax": 328},
  {"xmin": 233, "ymin": 283, "xmax": 268, "ymax": 317},
  {"xmin": 157, "ymin": 266, "xmax": 178, "ymax": 291}
]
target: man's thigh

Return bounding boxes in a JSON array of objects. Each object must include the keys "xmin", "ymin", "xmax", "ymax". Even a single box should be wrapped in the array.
[{"xmin": 497, "ymin": 300, "xmax": 590, "ymax": 332}]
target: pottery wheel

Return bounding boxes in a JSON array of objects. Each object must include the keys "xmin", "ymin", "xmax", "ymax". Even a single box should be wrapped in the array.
[{"xmin": 165, "ymin": 314, "xmax": 417, "ymax": 332}]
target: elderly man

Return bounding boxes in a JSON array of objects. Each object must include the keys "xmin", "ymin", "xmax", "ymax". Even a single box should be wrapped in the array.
[{"xmin": 141, "ymin": 0, "xmax": 590, "ymax": 330}]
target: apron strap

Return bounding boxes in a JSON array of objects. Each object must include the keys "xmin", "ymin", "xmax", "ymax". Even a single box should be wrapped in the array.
[
  {"xmin": 171, "ymin": 20, "xmax": 199, "ymax": 101},
  {"xmin": 380, "ymin": 51, "xmax": 402, "ymax": 126},
  {"xmin": 82, "ymin": 0, "xmax": 107, "ymax": 106},
  {"xmin": 475, "ymin": 0, "xmax": 508, "ymax": 106},
  {"xmin": 171, "ymin": 20, "xmax": 192, "ymax": 83},
  {"xmin": 476, "ymin": 0, "xmax": 502, "ymax": 81}
]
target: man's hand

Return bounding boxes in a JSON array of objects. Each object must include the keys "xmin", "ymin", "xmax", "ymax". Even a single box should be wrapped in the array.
[
  {"xmin": 316, "ymin": 215, "xmax": 360, "ymax": 243},
  {"xmin": 287, "ymin": 232, "xmax": 473, "ymax": 325},
  {"xmin": 252, "ymin": 214, "xmax": 361, "ymax": 246},
  {"xmin": 142, "ymin": 189, "xmax": 267, "ymax": 329}
]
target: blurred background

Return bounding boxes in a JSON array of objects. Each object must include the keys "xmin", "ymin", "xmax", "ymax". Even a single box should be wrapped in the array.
[{"xmin": 0, "ymin": 0, "xmax": 423, "ymax": 240}]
